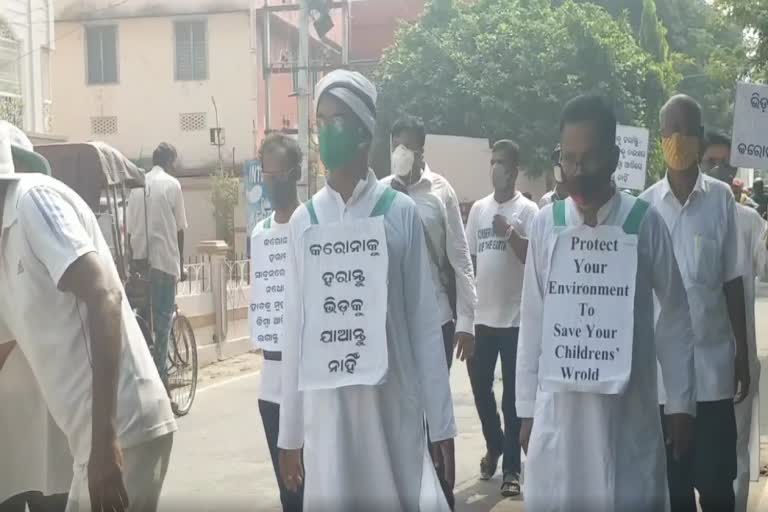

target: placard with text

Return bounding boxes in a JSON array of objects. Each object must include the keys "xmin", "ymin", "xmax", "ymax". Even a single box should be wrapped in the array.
[
  {"xmin": 613, "ymin": 125, "xmax": 649, "ymax": 192},
  {"xmin": 731, "ymin": 82, "xmax": 768, "ymax": 169},
  {"xmin": 299, "ymin": 216, "xmax": 389, "ymax": 391},
  {"xmin": 249, "ymin": 227, "xmax": 288, "ymax": 352},
  {"xmin": 539, "ymin": 225, "xmax": 637, "ymax": 394}
]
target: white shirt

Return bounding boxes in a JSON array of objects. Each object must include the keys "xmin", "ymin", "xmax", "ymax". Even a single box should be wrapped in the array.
[
  {"xmin": 517, "ymin": 192, "xmax": 695, "ymax": 511},
  {"xmin": 735, "ymin": 204, "xmax": 767, "ymax": 372},
  {"xmin": 0, "ymin": 347, "xmax": 73, "ymax": 501},
  {"xmin": 641, "ymin": 172, "xmax": 741, "ymax": 401},
  {"xmin": 538, "ymin": 189, "xmax": 566, "ymax": 208},
  {"xmin": 381, "ymin": 166, "xmax": 477, "ymax": 334},
  {"xmin": 251, "ymin": 215, "xmax": 289, "ymax": 405},
  {"xmin": 0, "ymin": 174, "xmax": 177, "ymax": 464},
  {"xmin": 466, "ymin": 192, "xmax": 539, "ymax": 328},
  {"xmin": 127, "ymin": 166, "xmax": 188, "ymax": 278}
]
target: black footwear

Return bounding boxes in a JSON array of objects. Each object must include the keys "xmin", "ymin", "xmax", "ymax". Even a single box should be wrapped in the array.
[
  {"xmin": 479, "ymin": 452, "xmax": 501, "ymax": 480},
  {"xmin": 501, "ymin": 473, "xmax": 521, "ymax": 497}
]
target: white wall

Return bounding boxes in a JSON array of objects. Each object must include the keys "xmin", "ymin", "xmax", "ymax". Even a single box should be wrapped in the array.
[
  {"xmin": 51, "ymin": 12, "xmax": 258, "ymax": 171},
  {"xmin": 4, "ymin": 0, "xmax": 54, "ymax": 132},
  {"xmin": 424, "ymin": 134, "xmax": 547, "ymax": 203}
]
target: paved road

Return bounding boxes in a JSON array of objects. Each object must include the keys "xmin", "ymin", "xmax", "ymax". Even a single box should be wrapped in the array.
[
  {"xmin": 161, "ymin": 284, "xmax": 768, "ymax": 511},
  {"xmin": 161, "ymin": 356, "xmax": 519, "ymax": 511}
]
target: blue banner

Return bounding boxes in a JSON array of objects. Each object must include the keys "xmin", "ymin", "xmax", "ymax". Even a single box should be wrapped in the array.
[{"xmin": 243, "ymin": 159, "xmax": 271, "ymax": 237}]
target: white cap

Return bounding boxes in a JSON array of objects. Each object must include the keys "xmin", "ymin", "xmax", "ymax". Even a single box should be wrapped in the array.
[{"xmin": 0, "ymin": 120, "xmax": 50, "ymax": 179}]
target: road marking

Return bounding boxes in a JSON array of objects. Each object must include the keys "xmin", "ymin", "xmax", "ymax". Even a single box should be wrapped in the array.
[{"xmin": 197, "ymin": 370, "xmax": 261, "ymax": 394}]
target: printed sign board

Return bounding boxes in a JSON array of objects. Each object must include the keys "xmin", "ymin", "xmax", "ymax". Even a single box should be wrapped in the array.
[
  {"xmin": 614, "ymin": 125, "xmax": 649, "ymax": 192},
  {"xmin": 731, "ymin": 82, "xmax": 768, "ymax": 170}
]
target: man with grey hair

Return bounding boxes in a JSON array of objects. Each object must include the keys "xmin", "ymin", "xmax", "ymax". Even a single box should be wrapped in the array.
[{"xmin": 641, "ymin": 94, "xmax": 750, "ymax": 511}]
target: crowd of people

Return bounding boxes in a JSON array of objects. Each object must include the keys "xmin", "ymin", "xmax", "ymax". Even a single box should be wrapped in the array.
[
  {"xmin": 252, "ymin": 70, "xmax": 765, "ymax": 512},
  {"xmin": 0, "ymin": 65, "xmax": 765, "ymax": 512}
]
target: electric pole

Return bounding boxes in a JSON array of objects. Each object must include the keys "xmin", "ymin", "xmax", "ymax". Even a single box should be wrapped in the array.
[{"xmin": 298, "ymin": 0, "xmax": 311, "ymax": 198}]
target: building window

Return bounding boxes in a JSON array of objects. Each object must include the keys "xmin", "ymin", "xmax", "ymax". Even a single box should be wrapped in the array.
[
  {"xmin": 86, "ymin": 25, "xmax": 119, "ymax": 84},
  {"xmin": 0, "ymin": 36, "xmax": 20, "ymax": 96},
  {"xmin": 175, "ymin": 20, "xmax": 207, "ymax": 81},
  {"xmin": 180, "ymin": 112, "xmax": 207, "ymax": 131},
  {"xmin": 91, "ymin": 116, "xmax": 118, "ymax": 135}
]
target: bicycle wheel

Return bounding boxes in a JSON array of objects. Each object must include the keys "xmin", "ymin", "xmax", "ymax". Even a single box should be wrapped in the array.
[{"xmin": 167, "ymin": 313, "xmax": 198, "ymax": 417}]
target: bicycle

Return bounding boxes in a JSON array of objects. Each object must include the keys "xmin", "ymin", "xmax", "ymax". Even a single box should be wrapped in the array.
[
  {"xmin": 133, "ymin": 304, "xmax": 198, "ymax": 417},
  {"xmin": 166, "ymin": 305, "xmax": 198, "ymax": 416}
]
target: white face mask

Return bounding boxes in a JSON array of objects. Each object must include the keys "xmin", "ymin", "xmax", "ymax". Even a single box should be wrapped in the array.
[{"xmin": 391, "ymin": 144, "xmax": 416, "ymax": 178}]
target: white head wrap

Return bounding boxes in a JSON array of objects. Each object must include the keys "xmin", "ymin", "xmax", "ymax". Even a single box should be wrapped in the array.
[{"xmin": 315, "ymin": 69, "xmax": 377, "ymax": 136}]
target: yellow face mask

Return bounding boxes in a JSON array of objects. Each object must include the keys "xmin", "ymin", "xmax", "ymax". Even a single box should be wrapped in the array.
[{"xmin": 662, "ymin": 133, "xmax": 700, "ymax": 172}]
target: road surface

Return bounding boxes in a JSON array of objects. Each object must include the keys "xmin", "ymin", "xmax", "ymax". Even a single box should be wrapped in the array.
[{"xmin": 161, "ymin": 284, "xmax": 768, "ymax": 511}]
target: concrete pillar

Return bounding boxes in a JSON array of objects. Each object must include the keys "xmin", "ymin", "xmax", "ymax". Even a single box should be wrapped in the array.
[{"xmin": 198, "ymin": 240, "xmax": 229, "ymax": 361}]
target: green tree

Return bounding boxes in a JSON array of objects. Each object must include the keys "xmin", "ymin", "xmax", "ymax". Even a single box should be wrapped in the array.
[
  {"xmin": 718, "ymin": 0, "xmax": 768, "ymax": 79},
  {"xmin": 375, "ymin": 0, "xmax": 675, "ymax": 178},
  {"xmin": 560, "ymin": 0, "xmax": 746, "ymax": 130},
  {"xmin": 639, "ymin": 0, "xmax": 668, "ymax": 62}
]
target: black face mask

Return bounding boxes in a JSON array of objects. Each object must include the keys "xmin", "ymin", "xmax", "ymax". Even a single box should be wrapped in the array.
[
  {"xmin": 265, "ymin": 179, "xmax": 296, "ymax": 210},
  {"xmin": 564, "ymin": 172, "xmax": 613, "ymax": 207},
  {"xmin": 707, "ymin": 164, "xmax": 737, "ymax": 185}
]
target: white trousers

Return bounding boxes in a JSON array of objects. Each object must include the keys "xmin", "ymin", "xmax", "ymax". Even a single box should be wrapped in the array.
[
  {"xmin": 735, "ymin": 364, "xmax": 760, "ymax": 512},
  {"xmin": 65, "ymin": 434, "xmax": 173, "ymax": 512}
]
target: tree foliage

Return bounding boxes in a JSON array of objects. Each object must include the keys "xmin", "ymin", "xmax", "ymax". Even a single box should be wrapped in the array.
[
  {"xmin": 564, "ymin": 0, "xmax": 746, "ymax": 129},
  {"xmin": 375, "ymin": 0, "xmax": 675, "ymax": 177},
  {"xmin": 718, "ymin": 0, "xmax": 768, "ymax": 80}
]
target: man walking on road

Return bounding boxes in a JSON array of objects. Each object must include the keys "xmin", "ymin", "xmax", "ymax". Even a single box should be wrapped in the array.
[
  {"xmin": 0, "ymin": 121, "xmax": 176, "ymax": 512},
  {"xmin": 127, "ymin": 143, "xmax": 188, "ymax": 383},
  {"xmin": 382, "ymin": 115, "xmax": 477, "ymax": 367},
  {"xmin": 251, "ymin": 133, "xmax": 304, "ymax": 512},
  {"xmin": 278, "ymin": 70, "xmax": 456, "ymax": 511},
  {"xmin": 702, "ymin": 130, "xmax": 766, "ymax": 512},
  {"xmin": 517, "ymin": 95, "xmax": 696, "ymax": 511},
  {"xmin": 465, "ymin": 140, "xmax": 538, "ymax": 497},
  {"xmin": 641, "ymin": 94, "xmax": 750, "ymax": 512}
]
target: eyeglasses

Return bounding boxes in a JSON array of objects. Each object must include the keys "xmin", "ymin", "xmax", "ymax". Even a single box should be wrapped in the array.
[
  {"xmin": 700, "ymin": 159, "xmax": 733, "ymax": 172},
  {"xmin": 262, "ymin": 166, "xmax": 300, "ymax": 178},
  {"xmin": 559, "ymin": 150, "xmax": 608, "ymax": 175},
  {"xmin": 316, "ymin": 115, "xmax": 348, "ymax": 130}
]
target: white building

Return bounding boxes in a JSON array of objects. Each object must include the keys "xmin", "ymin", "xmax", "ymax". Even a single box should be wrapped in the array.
[{"xmin": 1, "ymin": 0, "xmax": 55, "ymax": 136}]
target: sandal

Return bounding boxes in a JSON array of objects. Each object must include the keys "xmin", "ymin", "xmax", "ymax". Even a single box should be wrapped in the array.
[
  {"xmin": 479, "ymin": 452, "xmax": 501, "ymax": 480},
  {"xmin": 501, "ymin": 473, "xmax": 521, "ymax": 497}
]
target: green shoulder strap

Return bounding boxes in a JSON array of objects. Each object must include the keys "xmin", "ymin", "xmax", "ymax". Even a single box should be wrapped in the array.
[
  {"xmin": 305, "ymin": 200, "xmax": 319, "ymax": 225},
  {"xmin": 370, "ymin": 187, "xmax": 398, "ymax": 217},
  {"xmin": 622, "ymin": 198, "xmax": 650, "ymax": 235},
  {"xmin": 306, "ymin": 187, "xmax": 397, "ymax": 225},
  {"xmin": 553, "ymin": 200, "xmax": 566, "ymax": 227},
  {"xmin": 263, "ymin": 214, "xmax": 273, "ymax": 230}
]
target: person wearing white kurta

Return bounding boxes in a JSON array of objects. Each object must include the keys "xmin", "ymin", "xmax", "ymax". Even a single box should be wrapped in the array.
[
  {"xmin": 279, "ymin": 171, "xmax": 456, "ymax": 511},
  {"xmin": 518, "ymin": 191, "xmax": 696, "ymax": 511},
  {"xmin": 701, "ymin": 131, "xmax": 767, "ymax": 512},
  {"xmin": 517, "ymin": 95, "xmax": 696, "ymax": 512},
  {"xmin": 733, "ymin": 203, "xmax": 766, "ymax": 511},
  {"xmin": 277, "ymin": 70, "xmax": 456, "ymax": 511}
]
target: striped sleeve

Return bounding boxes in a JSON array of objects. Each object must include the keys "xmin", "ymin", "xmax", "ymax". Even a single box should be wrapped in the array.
[{"xmin": 17, "ymin": 186, "xmax": 97, "ymax": 287}]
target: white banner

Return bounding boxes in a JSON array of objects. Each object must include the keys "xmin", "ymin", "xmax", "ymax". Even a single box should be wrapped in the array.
[
  {"xmin": 299, "ymin": 216, "xmax": 389, "ymax": 391},
  {"xmin": 731, "ymin": 82, "xmax": 768, "ymax": 169},
  {"xmin": 613, "ymin": 125, "xmax": 649, "ymax": 192},
  {"xmin": 540, "ymin": 225, "xmax": 637, "ymax": 394},
  {"xmin": 249, "ymin": 228, "xmax": 288, "ymax": 351}
]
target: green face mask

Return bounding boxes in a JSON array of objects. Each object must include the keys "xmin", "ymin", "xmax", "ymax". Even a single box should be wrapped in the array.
[{"xmin": 318, "ymin": 120, "xmax": 364, "ymax": 173}]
